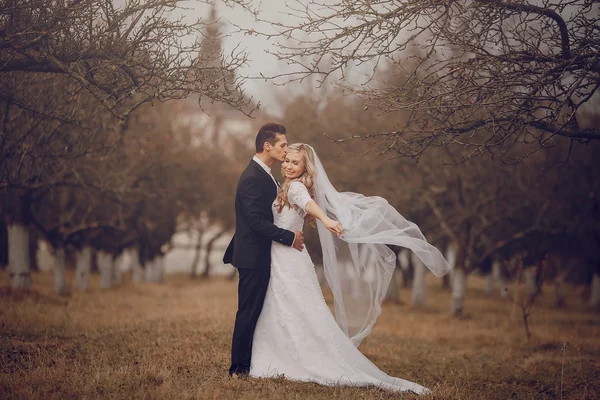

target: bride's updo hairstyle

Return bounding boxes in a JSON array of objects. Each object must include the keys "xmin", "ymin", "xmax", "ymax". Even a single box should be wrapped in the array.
[{"xmin": 276, "ymin": 143, "xmax": 316, "ymax": 224}]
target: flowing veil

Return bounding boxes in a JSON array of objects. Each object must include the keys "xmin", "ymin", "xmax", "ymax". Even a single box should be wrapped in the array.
[{"xmin": 308, "ymin": 145, "xmax": 451, "ymax": 346}]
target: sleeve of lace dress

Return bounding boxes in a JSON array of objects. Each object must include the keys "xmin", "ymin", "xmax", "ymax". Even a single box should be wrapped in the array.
[{"xmin": 287, "ymin": 181, "xmax": 313, "ymax": 212}]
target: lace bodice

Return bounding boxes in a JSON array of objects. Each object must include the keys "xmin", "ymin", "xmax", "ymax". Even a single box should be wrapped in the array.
[
  {"xmin": 272, "ymin": 202, "xmax": 305, "ymax": 232},
  {"xmin": 272, "ymin": 181, "xmax": 312, "ymax": 232}
]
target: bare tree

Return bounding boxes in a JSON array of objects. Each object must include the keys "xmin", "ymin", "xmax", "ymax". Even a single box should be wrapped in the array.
[
  {"xmin": 0, "ymin": 0, "xmax": 250, "ymax": 121},
  {"xmin": 1, "ymin": 1, "xmax": 253, "ymax": 288},
  {"xmin": 256, "ymin": 0, "xmax": 599, "ymax": 161},
  {"xmin": 274, "ymin": 76, "xmax": 599, "ymax": 317}
]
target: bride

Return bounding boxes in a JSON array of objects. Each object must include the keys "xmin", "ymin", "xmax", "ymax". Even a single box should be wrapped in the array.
[{"xmin": 249, "ymin": 143, "xmax": 451, "ymax": 393}]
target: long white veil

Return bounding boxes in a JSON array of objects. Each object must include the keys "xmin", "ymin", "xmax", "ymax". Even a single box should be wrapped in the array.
[{"xmin": 309, "ymin": 145, "xmax": 451, "ymax": 346}]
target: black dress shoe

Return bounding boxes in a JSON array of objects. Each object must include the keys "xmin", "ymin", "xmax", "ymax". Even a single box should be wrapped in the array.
[
  {"xmin": 229, "ymin": 365, "xmax": 250, "ymax": 377},
  {"xmin": 230, "ymin": 371, "xmax": 250, "ymax": 380}
]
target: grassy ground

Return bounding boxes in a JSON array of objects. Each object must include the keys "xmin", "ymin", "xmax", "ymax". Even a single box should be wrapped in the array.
[{"xmin": 1, "ymin": 271, "xmax": 598, "ymax": 399}]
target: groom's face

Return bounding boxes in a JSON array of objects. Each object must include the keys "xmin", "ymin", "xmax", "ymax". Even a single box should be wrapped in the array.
[{"xmin": 267, "ymin": 133, "xmax": 288, "ymax": 162}]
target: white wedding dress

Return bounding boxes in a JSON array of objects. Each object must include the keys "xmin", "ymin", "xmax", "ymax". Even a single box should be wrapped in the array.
[{"xmin": 250, "ymin": 182, "xmax": 429, "ymax": 394}]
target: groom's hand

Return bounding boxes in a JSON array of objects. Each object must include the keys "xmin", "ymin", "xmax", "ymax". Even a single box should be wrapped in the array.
[{"xmin": 292, "ymin": 231, "xmax": 304, "ymax": 251}]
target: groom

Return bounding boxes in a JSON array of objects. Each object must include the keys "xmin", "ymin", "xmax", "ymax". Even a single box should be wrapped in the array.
[{"xmin": 223, "ymin": 122, "xmax": 304, "ymax": 377}]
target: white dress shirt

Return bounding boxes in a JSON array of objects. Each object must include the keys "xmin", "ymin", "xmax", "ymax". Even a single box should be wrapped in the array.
[{"xmin": 253, "ymin": 155, "xmax": 279, "ymax": 188}]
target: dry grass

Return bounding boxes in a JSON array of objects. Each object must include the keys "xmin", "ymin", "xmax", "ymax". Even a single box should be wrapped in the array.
[{"xmin": 1, "ymin": 271, "xmax": 599, "ymax": 400}]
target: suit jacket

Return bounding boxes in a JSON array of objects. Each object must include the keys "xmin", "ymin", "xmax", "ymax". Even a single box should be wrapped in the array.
[{"xmin": 223, "ymin": 160, "xmax": 295, "ymax": 269}]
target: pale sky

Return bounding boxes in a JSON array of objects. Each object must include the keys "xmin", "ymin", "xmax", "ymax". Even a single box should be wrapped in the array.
[{"xmin": 184, "ymin": 0, "xmax": 343, "ymax": 116}]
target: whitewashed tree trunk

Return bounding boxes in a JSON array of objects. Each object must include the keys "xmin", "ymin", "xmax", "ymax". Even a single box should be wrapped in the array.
[
  {"xmin": 411, "ymin": 254, "xmax": 427, "ymax": 308},
  {"xmin": 112, "ymin": 255, "xmax": 122, "ymax": 286},
  {"xmin": 524, "ymin": 267, "xmax": 537, "ymax": 302},
  {"xmin": 97, "ymin": 251, "xmax": 113, "ymax": 289},
  {"xmin": 155, "ymin": 256, "xmax": 164, "ymax": 283},
  {"xmin": 130, "ymin": 249, "xmax": 144, "ymax": 283},
  {"xmin": 75, "ymin": 246, "xmax": 92, "ymax": 290},
  {"xmin": 144, "ymin": 260, "xmax": 152, "ymax": 282},
  {"xmin": 590, "ymin": 273, "xmax": 600, "ymax": 311},
  {"xmin": 492, "ymin": 260, "xmax": 508, "ymax": 298},
  {"xmin": 7, "ymin": 223, "xmax": 32, "ymax": 289},
  {"xmin": 484, "ymin": 274, "xmax": 493, "ymax": 296},
  {"xmin": 145, "ymin": 258, "xmax": 156, "ymax": 283},
  {"xmin": 444, "ymin": 244, "xmax": 457, "ymax": 290},
  {"xmin": 385, "ymin": 267, "xmax": 400, "ymax": 304},
  {"xmin": 53, "ymin": 248, "xmax": 68, "ymax": 295},
  {"xmin": 451, "ymin": 268, "xmax": 466, "ymax": 316}
]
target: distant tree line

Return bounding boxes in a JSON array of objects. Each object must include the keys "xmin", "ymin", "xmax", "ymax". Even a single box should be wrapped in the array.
[{"xmin": 0, "ymin": 0, "xmax": 247, "ymax": 291}]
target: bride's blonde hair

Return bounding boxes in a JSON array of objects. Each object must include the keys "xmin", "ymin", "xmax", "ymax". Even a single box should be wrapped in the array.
[{"xmin": 276, "ymin": 143, "xmax": 316, "ymax": 224}]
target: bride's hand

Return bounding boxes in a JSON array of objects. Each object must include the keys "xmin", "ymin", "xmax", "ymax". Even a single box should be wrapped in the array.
[{"xmin": 324, "ymin": 218, "xmax": 344, "ymax": 236}]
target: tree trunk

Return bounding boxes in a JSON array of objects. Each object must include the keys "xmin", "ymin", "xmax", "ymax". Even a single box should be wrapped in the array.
[
  {"xmin": 554, "ymin": 275, "xmax": 565, "ymax": 308},
  {"xmin": 442, "ymin": 244, "xmax": 456, "ymax": 290},
  {"xmin": 492, "ymin": 260, "xmax": 508, "ymax": 298},
  {"xmin": 397, "ymin": 249, "xmax": 411, "ymax": 288},
  {"xmin": 145, "ymin": 257, "xmax": 164, "ymax": 283},
  {"xmin": 155, "ymin": 256, "xmax": 165, "ymax": 283},
  {"xmin": 400, "ymin": 267, "xmax": 411, "ymax": 288},
  {"xmin": 90, "ymin": 248, "xmax": 98, "ymax": 273},
  {"xmin": 7, "ymin": 223, "xmax": 32, "ymax": 289},
  {"xmin": 130, "ymin": 248, "xmax": 144, "ymax": 283},
  {"xmin": 524, "ymin": 267, "xmax": 538, "ymax": 302},
  {"xmin": 28, "ymin": 230, "xmax": 39, "ymax": 272},
  {"xmin": 484, "ymin": 274, "xmax": 493, "ymax": 296},
  {"xmin": 53, "ymin": 247, "xmax": 68, "ymax": 295},
  {"xmin": 411, "ymin": 253, "xmax": 426, "ymax": 308},
  {"xmin": 451, "ymin": 267, "xmax": 467, "ymax": 316},
  {"xmin": 450, "ymin": 242, "xmax": 468, "ymax": 317},
  {"xmin": 190, "ymin": 231, "xmax": 203, "ymax": 278},
  {"xmin": 590, "ymin": 273, "xmax": 600, "ymax": 311},
  {"xmin": 202, "ymin": 229, "xmax": 226, "ymax": 279},
  {"xmin": 144, "ymin": 258, "xmax": 155, "ymax": 282},
  {"xmin": 75, "ymin": 246, "xmax": 92, "ymax": 290},
  {"xmin": 112, "ymin": 254, "xmax": 122, "ymax": 286},
  {"xmin": 97, "ymin": 250, "xmax": 113, "ymax": 289},
  {"xmin": 385, "ymin": 267, "xmax": 400, "ymax": 304},
  {"xmin": 0, "ymin": 217, "xmax": 7, "ymax": 269}
]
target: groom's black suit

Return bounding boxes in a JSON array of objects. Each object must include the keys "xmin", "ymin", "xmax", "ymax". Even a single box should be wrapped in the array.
[{"xmin": 223, "ymin": 159, "xmax": 295, "ymax": 375}]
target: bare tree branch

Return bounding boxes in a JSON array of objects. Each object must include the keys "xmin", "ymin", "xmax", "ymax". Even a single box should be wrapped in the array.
[{"xmin": 255, "ymin": 0, "xmax": 600, "ymax": 161}]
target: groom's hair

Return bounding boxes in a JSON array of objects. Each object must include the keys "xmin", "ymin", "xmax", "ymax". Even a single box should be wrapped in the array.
[{"xmin": 256, "ymin": 123, "xmax": 286, "ymax": 153}]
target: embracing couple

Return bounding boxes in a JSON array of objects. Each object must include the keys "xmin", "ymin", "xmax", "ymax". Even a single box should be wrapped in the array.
[{"xmin": 223, "ymin": 123, "xmax": 451, "ymax": 394}]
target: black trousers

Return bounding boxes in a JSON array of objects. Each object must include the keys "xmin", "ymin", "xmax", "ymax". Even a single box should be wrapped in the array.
[{"xmin": 229, "ymin": 267, "xmax": 270, "ymax": 375}]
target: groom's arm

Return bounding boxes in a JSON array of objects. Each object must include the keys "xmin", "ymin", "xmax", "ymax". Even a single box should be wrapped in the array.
[{"xmin": 238, "ymin": 177, "xmax": 295, "ymax": 246}]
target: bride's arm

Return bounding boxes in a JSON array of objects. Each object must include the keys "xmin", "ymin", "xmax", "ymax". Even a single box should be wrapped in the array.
[{"xmin": 305, "ymin": 200, "xmax": 344, "ymax": 236}]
